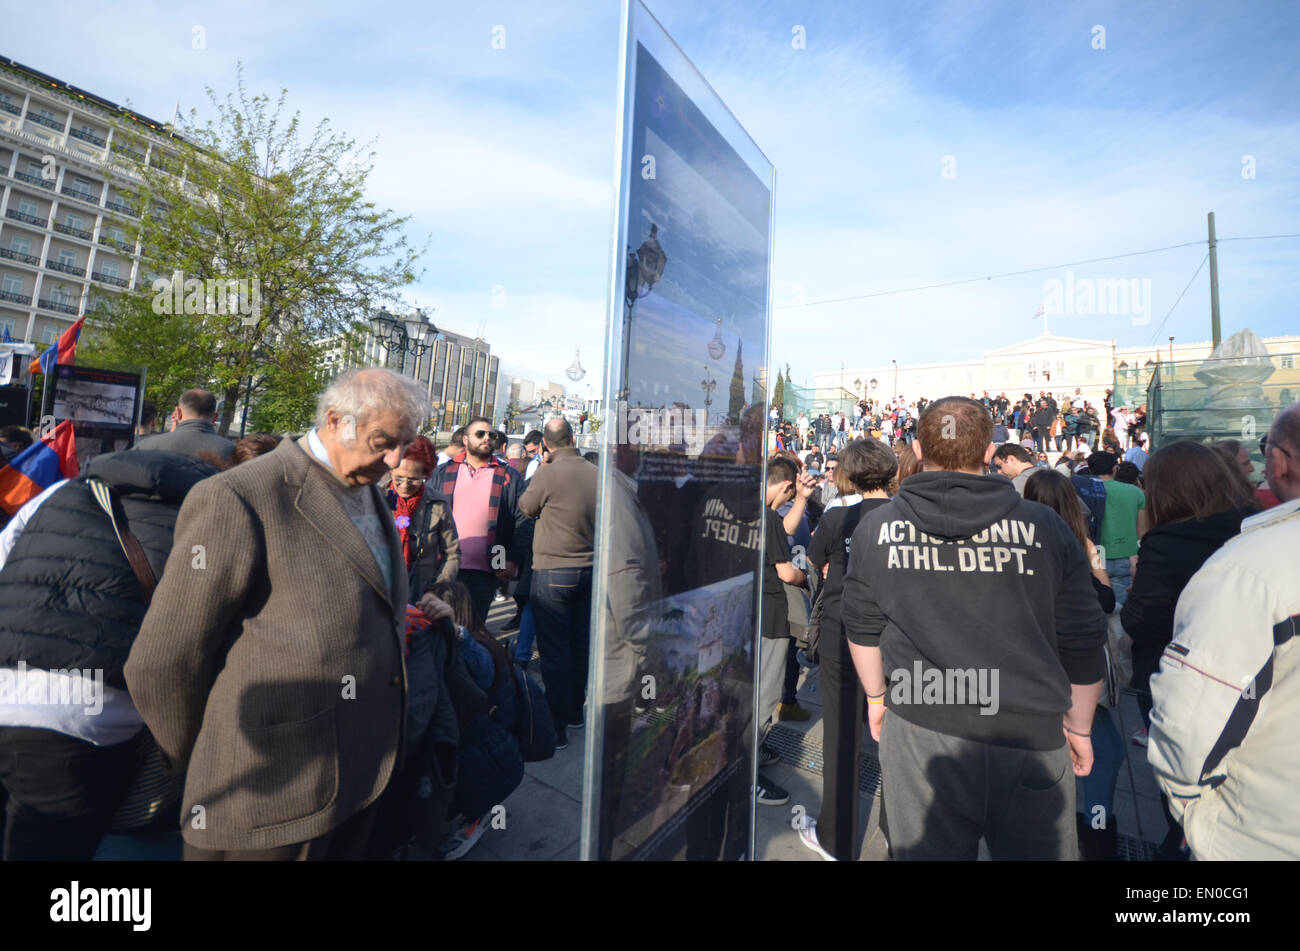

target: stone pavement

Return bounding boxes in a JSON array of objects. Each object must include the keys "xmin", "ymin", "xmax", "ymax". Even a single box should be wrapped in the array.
[{"xmin": 475, "ymin": 599, "xmax": 1168, "ymax": 861}]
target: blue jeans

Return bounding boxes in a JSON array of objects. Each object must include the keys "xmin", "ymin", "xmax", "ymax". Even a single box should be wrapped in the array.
[
  {"xmin": 1079, "ymin": 705, "xmax": 1123, "ymax": 829},
  {"xmin": 1105, "ymin": 557, "xmax": 1132, "ymax": 611},
  {"xmin": 531, "ymin": 566, "xmax": 594, "ymax": 730},
  {"xmin": 513, "ymin": 602, "xmax": 536, "ymax": 664}
]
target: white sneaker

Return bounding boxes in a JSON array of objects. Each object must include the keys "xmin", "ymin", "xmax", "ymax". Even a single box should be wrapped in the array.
[
  {"xmin": 797, "ymin": 817, "xmax": 836, "ymax": 861},
  {"xmin": 437, "ymin": 813, "xmax": 491, "ymax": 860},
  {"xmin": 1131, "ymin": 727, "xmax": 1148, "ymax": 748}
]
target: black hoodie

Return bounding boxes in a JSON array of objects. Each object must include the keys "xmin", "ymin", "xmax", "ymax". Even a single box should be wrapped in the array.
[
  {"xmin": 1120, "ymin": 505, "xmax": 1256, "ymax": 692},
  {"xmin": 842, "ymin": 469, "xmax": 1106, "ymax": 750}
]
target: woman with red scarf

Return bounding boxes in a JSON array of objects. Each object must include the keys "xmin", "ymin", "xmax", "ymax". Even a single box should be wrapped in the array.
[{"xmin": 388, "ymin": 435, "xmax": 460, "ymax": 599}]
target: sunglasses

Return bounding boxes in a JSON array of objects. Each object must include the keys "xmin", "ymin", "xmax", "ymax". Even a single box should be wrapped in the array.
[
  {"xmin": 470, "ymin": 429, "xmax": 492, "ymax": 439},
  {"xmin": 1261, "ymin": 435, "xmax": 1293, "ymax": 458},
  {"xmin": 392, "ymin": 476, "xmax": 426, "ymax": 486}
]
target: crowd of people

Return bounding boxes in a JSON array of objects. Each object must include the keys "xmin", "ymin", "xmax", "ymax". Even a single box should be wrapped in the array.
[
  {"xmin": 771, "ymin": 388, "xmax": 1147, "ymax": 460},
  {"xmin": 762, "ymin": 392, "xmax": 1297, "ymax": 861},
  {"xmin": 0, "ymin": 367, "xmax": 1296, "ymax": 863},
  {"xmin": 0, "ymin": 372, "xmax": 599, "ymax": 861}
]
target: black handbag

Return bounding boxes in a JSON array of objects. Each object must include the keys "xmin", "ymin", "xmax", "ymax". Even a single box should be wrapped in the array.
[{"xmin": 800, "ymin": 577, "xmax": 827, "ymax": 667}]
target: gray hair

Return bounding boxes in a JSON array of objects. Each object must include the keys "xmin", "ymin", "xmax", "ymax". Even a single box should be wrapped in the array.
[{"xmin": 315, "ymin": 367, "xmax": 428, "ymax": 439}]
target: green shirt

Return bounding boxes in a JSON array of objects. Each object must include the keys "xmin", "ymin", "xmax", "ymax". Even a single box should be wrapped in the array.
[{"xmin": 1099, "ymin": 480, "xmax": 1145, "ymax": 559}]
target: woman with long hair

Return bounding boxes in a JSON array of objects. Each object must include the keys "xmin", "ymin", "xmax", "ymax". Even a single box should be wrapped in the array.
[
  {"xmin": 1120, "ymin": 440, "xmax": 1259, "ymax": 858},
  {"xmin": 1023, "ymin": 469, "xmax": 1122, "ymax": 860},
  {"xmin": 799, "ymin": 439, "xmax": 898, "ymax": 861}
]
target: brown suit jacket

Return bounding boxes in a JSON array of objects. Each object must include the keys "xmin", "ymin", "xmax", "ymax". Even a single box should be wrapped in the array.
[{"xmin": 125, "ymin": 436, "xmax": 408, "ymax": 852}]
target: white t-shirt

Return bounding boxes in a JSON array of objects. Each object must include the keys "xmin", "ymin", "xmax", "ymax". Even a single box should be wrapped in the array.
[{"xmin": 0, "ymin": 479, "xmax": 144, "ymax": 746}]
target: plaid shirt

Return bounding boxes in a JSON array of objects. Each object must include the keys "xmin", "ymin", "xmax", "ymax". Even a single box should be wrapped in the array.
[{"xmin": 429, "ymin": 455, "xmax": 521, "ymax": 566}]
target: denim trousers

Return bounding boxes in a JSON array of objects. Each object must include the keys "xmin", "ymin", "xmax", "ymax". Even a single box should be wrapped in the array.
[
  {"xmin": 1105, "ymin": 557, "xmax": 1132, "ymax": 611},
  {"xmin": 531, "ymin": 566, "xmax": 594, "ymax": 729}
]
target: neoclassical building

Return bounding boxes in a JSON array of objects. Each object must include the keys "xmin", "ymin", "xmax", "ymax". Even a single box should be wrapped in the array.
[{"xmin": 816, "ymin": 327, "xmax": 1300, "ymax": 410}]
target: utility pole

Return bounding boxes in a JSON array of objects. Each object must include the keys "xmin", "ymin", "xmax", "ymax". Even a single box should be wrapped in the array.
[{"xmin": 1208, "ymin": 212, "xmax": 1221, "ymax": 348}]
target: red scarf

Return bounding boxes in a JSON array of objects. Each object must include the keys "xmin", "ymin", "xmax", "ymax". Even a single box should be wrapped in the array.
[{"xmin": 391, "ymin": 488, "xmax": 423, "ymax": 569}]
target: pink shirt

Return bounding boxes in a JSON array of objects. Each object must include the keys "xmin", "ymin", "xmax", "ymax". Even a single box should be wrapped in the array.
[{"xmin": 452, "ymin": 462, "xmax": 496, "ymax": 571}]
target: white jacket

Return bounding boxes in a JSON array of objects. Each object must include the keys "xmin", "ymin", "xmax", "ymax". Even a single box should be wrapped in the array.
[{"xmin": 1148, "ymin": 497, "xmax": 1300, "ymax": 859}]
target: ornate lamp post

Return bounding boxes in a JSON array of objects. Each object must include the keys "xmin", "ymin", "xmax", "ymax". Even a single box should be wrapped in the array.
[
  {"xmin": 369, "ymin": 307, "xmax": 439, "ymax": 374},
  {"xmin": 701, "ymin": 365, "xmax": 717, "ymax": 423},
  {"xmin": 368, "ymin": 307, "xmax": 439, "ymax": 428}
]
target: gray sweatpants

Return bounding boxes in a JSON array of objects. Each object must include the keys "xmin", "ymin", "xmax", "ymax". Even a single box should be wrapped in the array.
[
  {"xmin": 757, "ymin": 635, "xmax": 788, "ymax": 737},
  {"xmin": 879, "ymin": 713, "xmax": 1077, "ymax": 860}
]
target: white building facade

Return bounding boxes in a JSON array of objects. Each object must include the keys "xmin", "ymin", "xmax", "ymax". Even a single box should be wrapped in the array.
[{"xmin": 817, "ymin": 327, "xmax": 1300, "ymax": 409}]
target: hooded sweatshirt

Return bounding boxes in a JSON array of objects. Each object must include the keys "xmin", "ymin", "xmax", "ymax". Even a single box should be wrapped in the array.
[
  {"xmin": 842, "ymin": 469, "xmax": 1106, "ymax": 750},
  {"xmin": 1120, "ymin": 505, "xmax": 1256, "ymax": 692}
]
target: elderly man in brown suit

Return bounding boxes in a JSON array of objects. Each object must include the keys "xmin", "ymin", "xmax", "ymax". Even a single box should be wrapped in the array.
[{"xmin": 125, "ymin": 367, "xmax": 428, "ymax": 860}]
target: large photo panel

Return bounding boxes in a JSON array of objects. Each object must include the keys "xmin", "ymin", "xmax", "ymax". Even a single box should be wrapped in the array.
[{"xmin": 584, "ymin": 0, "xmax": 774, "ymax": 861}]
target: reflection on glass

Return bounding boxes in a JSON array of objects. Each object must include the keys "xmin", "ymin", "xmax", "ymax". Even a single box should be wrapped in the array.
[{"xmin": 591, "ymin": 24, "xmax": 772, "ymax": 860}]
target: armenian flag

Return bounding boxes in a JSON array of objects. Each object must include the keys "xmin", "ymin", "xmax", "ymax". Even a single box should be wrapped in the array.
[
  {"xmin": 27, "ymin": 315, "xmax": 86, "ymax": 377},
  {"xmin": 0, "ymin": 420, "xmax": 78, "ymax": 516}
]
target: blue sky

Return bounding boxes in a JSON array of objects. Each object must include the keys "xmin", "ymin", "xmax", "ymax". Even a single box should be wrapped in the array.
[{"xmin": 7, "ymin": 0, "xmax": 1299, "ymax": 393}]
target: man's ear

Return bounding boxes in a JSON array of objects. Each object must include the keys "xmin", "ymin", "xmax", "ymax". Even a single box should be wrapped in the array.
[
  {"xmin": 912, "ymin": 438, "xmax": 925, "ymax": 463},
  {"xmin": 983, "ymin": 442, "xmax": 996, "ymax": 466}
]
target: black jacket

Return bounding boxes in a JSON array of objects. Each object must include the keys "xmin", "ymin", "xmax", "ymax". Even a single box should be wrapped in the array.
[
  {"xmin": 1120, "ymin": 506, "xmax": 1256, "ymax": 692},
  {"xmin": 0, "ymin": 451, "xmax": 218, "ymax": 688},
  {"xmin": 135, "ymin": 418, "xmax": 234, "ymax": 462},
  {"xmin": 841, "ymin": 470, "xmax": 1107, "ymax": 750}
]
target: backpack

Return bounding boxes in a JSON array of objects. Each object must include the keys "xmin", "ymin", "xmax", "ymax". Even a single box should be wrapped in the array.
[
  {"xmin": 1072, "ymin": 475, "xmax": 1107, "ymax": 543},
  {"xmin": 510, "ymin": 663, "xmax": 557, "ymax": 762}
]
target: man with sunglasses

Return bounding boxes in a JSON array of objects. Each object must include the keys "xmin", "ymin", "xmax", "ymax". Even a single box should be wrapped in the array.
[
  {"xmin": 1149, "ymin": 402, "xmax": 1300, "ymax": 859},
  {"xmin": 428, "ymin": 416, "xmax": 522, "ymax": 621}
]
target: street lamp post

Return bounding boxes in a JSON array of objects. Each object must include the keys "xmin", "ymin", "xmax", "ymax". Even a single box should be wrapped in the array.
[
  {"xmin": 891, "ymin": 359, "xmax": 898, "ymax": 400},
  {"xmin": 369, "ymin": 308, "xmax": 439, "ymax": 372},
  {"xmin": 701, "ymin": 365, "xmax": 717, "ymax": 423},
  {"xmin": 369, "ymin": 307, "xmax": 439, "ymax": 426}
]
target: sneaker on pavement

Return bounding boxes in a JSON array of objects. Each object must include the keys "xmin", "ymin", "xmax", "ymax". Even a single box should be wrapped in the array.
[
  {"xmin": 555, "ymin": 728, "xmax": 569, "ymax": 751},
  {"xmin": 777, "ymin": 701, "xmax": 811, "ymax": 722},
  {"xmin": 755, "ymin": 774, "xmax": 789, "ymax": 806},
  {"xmin": 1131, "ymin": 727, "xmax": 1148, "ymax": 748},
  {"xmin": 797, "ymin": 817, "xmax": 836, "ymax": 861},
  {"xmin": 493, "ymin": 591, "xmax": 509, "ymax": 603},
  {"xmin": 758, "ymin": 743, "xmax": 780, "ymax": 768},
  {"xmin": 438, "ymin": 814, "xmax": 490, "ymax": 861}
]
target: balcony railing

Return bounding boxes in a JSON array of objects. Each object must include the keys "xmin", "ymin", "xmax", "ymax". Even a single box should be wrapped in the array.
[
  {"xmin": 38, "ymin": 298, "xmax": 79, "ymax": 316},
  {"xmin": 0, "ymin": 246, "xmax": 40, "ymax": 265},
  {"xmin": 54, "ymin": 222, "xmax": 93, "ymax": 240},
  {"xmin": 0, "ymin": 100, "xmax": 21, "ymax": 116},
  {"xmin": 0, "ymin": 289, "xmax": 32, "ymax": 305},
  {"xmin": 60, "ymin": 185, "xmax": 100, "ymax": 204},
  {"xmin": 5, "ymin": 209, "xmax": 48, "ymax": 227},
  {"xmin": 68, "ymin": 127, "xmax": 108, "ymax": 147},
  {"xmin": 104, "ymin": 199, "xmax": 138, "ymax": 217},
  {"xmin": 12, "ymin": 170, "xmax": 54, "ymax": 190},
  {"xmin": 92, "ymin": 272, "xmax": 129, "ymax": 288},
  {"xmin": 98, "ymin": 233, "xmax": 128, "ymax": 248},
  {"xmin": 25, "ymin": 111, "xmax": 63, "ymax": 131},
  {"xmin": 111, "ymin": 143, "xmax": 145, "ymax": 163},
  {"xmin": 46, "ymin": 259, "xmax": 86, "ymax": 277}
]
